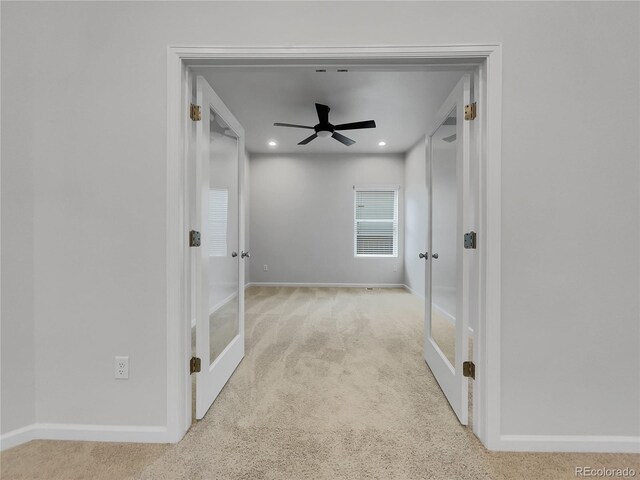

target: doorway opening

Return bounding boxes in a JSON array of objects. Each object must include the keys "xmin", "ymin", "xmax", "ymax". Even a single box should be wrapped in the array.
[{"xmin": 167, "ymin": 46, "xmax": 502, "ymax": 450}]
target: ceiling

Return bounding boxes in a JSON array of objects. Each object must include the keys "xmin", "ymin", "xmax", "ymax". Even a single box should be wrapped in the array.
[{"xmin": 192, "ymin": 67, "xmax": 466, "ymax": 154}]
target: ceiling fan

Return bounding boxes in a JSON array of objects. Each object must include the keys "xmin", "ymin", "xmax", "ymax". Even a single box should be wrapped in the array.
[{"xmin": 274, "ymin": 103, "xmax": 376, "ymax": 146}]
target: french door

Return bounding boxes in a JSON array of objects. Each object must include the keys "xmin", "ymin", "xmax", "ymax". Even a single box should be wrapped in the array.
[
  {"xmin": 194, "ymin": 75, "xmax": 246, "ymax": 419},
  {"xmin": 423, "ymin": 74, "xmax": 472, "ymax": 424}
]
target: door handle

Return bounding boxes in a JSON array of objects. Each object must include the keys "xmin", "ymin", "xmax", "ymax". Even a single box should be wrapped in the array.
[
  {"xmin": 241, "ymin": 251, "xmax": 250, "ymax": 259},
  {"xmin": 418, "ymin": 252, "xmax": 428, "ymax": 259},
  {"xmin": 231, "ymin": 252, "xmax": 238, "ymax": 258},
  {"xmin": 431, "ymin": 253, "xmax": 439, "ymax": 259}
]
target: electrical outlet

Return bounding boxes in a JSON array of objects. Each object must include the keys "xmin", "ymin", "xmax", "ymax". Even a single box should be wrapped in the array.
[
  {"xmin": 393, "ymin": 265, "xmax": 398, "ymax": 272},
  {"xmin": 263, "ymin": 265, "xmax": 268, "ymax": 272},
  {"xmin": 115, "ymin": 356, "xmax": 129, "ymax": 379}
]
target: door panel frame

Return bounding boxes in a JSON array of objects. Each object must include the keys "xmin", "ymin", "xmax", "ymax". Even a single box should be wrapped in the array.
[
  {"xmin": 193, "ymin": 76, "xmax": 246, "ymax": 419},
  {"xmin": 166, "ymin": 45, "xmax": 502, "ymax": 449},
  {"xmin": 424, "ymin": 74, "xmax": 471, "ymax": 425}
]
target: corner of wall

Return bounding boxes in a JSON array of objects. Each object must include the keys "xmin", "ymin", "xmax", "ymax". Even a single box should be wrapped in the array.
[
  {"xmin": 402, "ymin": 138, "xmax": 427, "ymax": 296},
  {"xmin": 244, "ymin": 149, "xmax": 251, "ymax": 286}
]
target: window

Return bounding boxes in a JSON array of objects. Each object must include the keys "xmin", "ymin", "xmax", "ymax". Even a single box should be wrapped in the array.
[
  {"xmin": 208, "ymin": 188, "xmax": 228, "ymax": 257},
  {"xmin": 354, "ymin": 188, "xmax": 399, "ymax": 257}
]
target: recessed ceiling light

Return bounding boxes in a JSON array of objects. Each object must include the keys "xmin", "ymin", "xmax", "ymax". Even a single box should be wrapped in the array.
[
  {"xmin": 378, "ymin": 141, "xmax": 387, "ymax": 147},
  {"xmin": 268, "ymin": 140, "xmax": 277, "ymax": 147}
]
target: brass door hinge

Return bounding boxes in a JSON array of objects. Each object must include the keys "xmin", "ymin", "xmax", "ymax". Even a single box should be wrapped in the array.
[
  {"xmin": 190, "ymin": 103, "xmax": 201, "ymax": 121},
  {"xmin": 463, "ymin": 361, "xmax": 475, "ymax": 379},
  {"xmin": 189, "ymin": 230, "xmax": 201, "ymax": 247},
  {"xmin": 464, "ymin": 102, "xmax": 477, "ymax": 121},
  {"xmin": 190, "ymin": 357, "xmax": 201, "ymax": 374}
]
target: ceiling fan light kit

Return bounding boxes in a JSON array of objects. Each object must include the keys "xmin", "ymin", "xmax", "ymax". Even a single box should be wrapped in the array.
[{"xmin": 274, "ymin": 103, "xmax": 376, "ymax": 146}]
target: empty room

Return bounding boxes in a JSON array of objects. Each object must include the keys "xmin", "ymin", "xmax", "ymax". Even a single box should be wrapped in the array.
[
  {"xmin": 187, "ymin": 63, "xmax": 476, "ymax": 435},
  {"xmin": 1, "ymin": 2, "xmax": 639, "ymax": 480}
]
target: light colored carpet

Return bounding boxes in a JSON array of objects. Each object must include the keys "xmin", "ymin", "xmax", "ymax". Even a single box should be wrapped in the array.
[
  {"xmin": 208, "ymin": 295, "xmax": 239, "ymax": 364},
  {"xmin": 430, "ymin": 310, "xmax": 456, "ymax": 366},
  {"xmin": 2, "ymin": 287, "xmax": 638, "ymax": 480}
]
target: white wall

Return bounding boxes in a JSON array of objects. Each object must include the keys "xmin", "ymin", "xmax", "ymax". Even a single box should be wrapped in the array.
[
  {"xmin": 244, "ymin": 151, "xmax": 251, "ymax": 285},
  {"xmin": 403, "ymin": 139, "xmax": 427, "ymax": 297},
  {"xmin": 1, "ymin": 1, "xmax": 638, "ymax": 449},
  {"xmin": 249, "ymin": 153, "xmax": 404, "ymax": 285},
  {"xmin": 1, "ymin": 96, "xmax": 36, "ymax": 433}
]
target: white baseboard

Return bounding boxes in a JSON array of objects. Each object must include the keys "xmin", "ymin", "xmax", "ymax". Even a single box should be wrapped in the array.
[
  {"xmin": 403, "ymin": 285, "xmax": 475, "ymax": 337},
  {"xmin": 1, "ymin": 423, "xmax": 169, "ymax": 451},
  {"xmin": 0, "ymin": 424, "xmax": 37, "ymax": 451},
  {"xmin": 248, "ymin": 282, "xmax": 405, "ymax": 288},
  {"xmin": 4, "ymin": 425, "xmax": 636, "ymax": 455},
  {"xmin": 402, "ymin": 284, "xmax": 424, "ymax": 298},
  {"xmin": 210, "ymin": 291, "xmax": 238, "ymax": 316},
  {"xmin": 498, "ymin": 434, "xmax": 640, "ymax": 453},
  {"xmin": 433, "ymin": 302, "xmax": 456, "ymax": 325},
  {"xmin": 192, "ymin": 288, "xmax": 251, "ymax": 328}
]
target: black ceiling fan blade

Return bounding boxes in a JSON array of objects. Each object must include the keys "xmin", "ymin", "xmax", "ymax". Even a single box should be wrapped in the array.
[
  {"xmin": 298, "ymin": 133, "xmax": 318, "ymax": 145},
  {"xmin": 332, "ymin": 132, "xmax": 355, "ymax": 146},
  {"xmin": 274, "ymin": 122, "xmax": 315, "ymax": 129},
  {"xmin": 334, "ymin": 120, "xmax": 377, "ymax": 131},
  {"xmin": 315, "ymin": 103, "xmax": 330, "ymax": 124}
]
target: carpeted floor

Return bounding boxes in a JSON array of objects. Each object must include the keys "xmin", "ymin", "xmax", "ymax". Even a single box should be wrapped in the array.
[
  {"xmin": 2, "ymin": 287, "xmax": 638, "ymax": 479},
  {"xmin": 430, "ymin": 309, "xmax": 456, "ymax": 366},
  {"xmin": 208, "ymin": 294, "xmax": 239, "ymax": 364}
]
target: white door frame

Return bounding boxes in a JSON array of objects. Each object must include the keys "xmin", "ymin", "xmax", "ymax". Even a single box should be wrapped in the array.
[{"xmin": 166, "ymin": 45, "xmax": 502, "ymax": 449}]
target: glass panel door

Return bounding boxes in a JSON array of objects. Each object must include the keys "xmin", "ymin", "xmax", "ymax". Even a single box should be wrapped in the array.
[
  {"xmin": 194, "ymin": 75, "xmax": 245, "ymax": 420},
  {"xmin": 207, "ymin": 110, "xmax": 239, "ymax": 366},
  {"xmin": 423, "ymin": 74, "xmax": 471, "ymax": 425},
  {"xmin": 430, "ymin": 107, "xmax": 458, "ymax": 368}
]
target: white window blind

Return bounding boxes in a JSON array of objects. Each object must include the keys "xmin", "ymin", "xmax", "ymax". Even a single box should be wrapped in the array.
[
  {"xmin": 208, "ymin": 188, "xmax": 228, "ymax": 257},
  {"xmin": 354, "ymin": 188, "xmax": 399, "ymax": 257}
]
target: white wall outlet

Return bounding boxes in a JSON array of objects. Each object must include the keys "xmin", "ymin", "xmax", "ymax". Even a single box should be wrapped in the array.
[
  {"xmin": 115, "ymin": 356, "xmax": 129, "ymax": 379},
  {"xmin": 263, "ymin": 265, "xmax": 268, "ymax": 272},
  {"xmin": 393, "ymin": 264, "xmax": 398, "ymax": 272}
]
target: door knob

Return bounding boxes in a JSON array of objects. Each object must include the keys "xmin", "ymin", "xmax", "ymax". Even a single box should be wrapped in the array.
[
  {"xmin": 231, "ymin": 252, "xmax": 238, "ymax": 258},
  {"xmin": 432, "ymin": 253, "xmax": 439, "ymax": 259},
  {"xmin": 418, "ymin": 252, "xmax": 428, "ymax": 259},
  {"xmin": 241, "ymin": 251, "xmax": 250, "ymax": 259}
]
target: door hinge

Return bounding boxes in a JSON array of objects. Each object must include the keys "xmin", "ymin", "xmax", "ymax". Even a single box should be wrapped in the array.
[
  {"xmin": 464, "ymin": 102, "xmax": 477, "ymax": 121},
  {"xmin": 190, "ymin": 103, "xmax": 201, "ymax": 121},
  {"xmin": 190, "ymin": 357, "xmax": 201, "ymax": 374},
  {"xmin": 463, "ymin": 361, "xmax": 475, "ymax": 379},
  {"xmin": 189, "ymin": 230, "xmax": 201, "ymax": 247},
  {"xmin": 464, "ymin": 231, "xmax": 477, "ymax": 249}
]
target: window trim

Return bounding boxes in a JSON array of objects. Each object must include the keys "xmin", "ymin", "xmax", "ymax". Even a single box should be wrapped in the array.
[{"xmin": 353, "ymin": 186, "xmax": 399, "ymax": 258}]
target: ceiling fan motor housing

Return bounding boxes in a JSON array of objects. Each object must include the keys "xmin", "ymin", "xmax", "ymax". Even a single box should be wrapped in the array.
[{"xmin": 314, "ymin": 114, "xmax": 334, "ymax": 137}]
